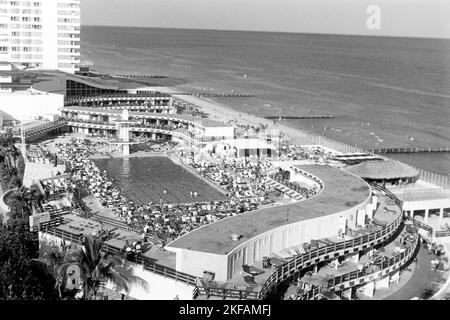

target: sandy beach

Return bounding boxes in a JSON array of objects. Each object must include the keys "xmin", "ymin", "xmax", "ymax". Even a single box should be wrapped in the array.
[{"xmin": 151, "ymin": 86, "xmax": 314, "ymax": 144}]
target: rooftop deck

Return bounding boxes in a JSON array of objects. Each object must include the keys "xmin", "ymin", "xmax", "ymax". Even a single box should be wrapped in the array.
[
  {"xmin": 55, "ymin": 213, "xmax": 177, "ymax": 269},
  {"xmin": 167, "ymin": 164, "xmax": 371, "ymax": 255}
]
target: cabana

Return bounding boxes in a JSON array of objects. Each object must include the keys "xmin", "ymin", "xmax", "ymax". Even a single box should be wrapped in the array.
[
  {"xmin": 345, "ymin": 159, "xmax": 419, "ymax": 186},
  {"xmin": 210, "ymin": 138, "xmax": 278, "ymax": 158}
]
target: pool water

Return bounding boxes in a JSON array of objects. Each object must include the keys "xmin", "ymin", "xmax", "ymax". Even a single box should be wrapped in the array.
[{"xmin": 93, "ymin": 156, "xmax": 225, "ymax": 205}]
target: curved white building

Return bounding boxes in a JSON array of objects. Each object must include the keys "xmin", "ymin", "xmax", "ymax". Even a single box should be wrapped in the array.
[{"xmin": 166, "ymin": 164, "xmax": 375, "ymax": 283}]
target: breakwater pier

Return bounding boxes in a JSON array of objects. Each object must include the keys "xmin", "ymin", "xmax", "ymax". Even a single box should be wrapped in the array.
[{"xmin": 370, "ymin": 147, "xmax": 450, "ymax": 154}]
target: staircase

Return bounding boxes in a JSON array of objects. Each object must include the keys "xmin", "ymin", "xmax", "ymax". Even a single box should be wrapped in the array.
[
  {"xmin": 90, "ymin": 214, "xmax": 142, "ymax": 234},
  {"xmin": 266, "ymin": 178, "xmax": 304, "ymax": 201}
]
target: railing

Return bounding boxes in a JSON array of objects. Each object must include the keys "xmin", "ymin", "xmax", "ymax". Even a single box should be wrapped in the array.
[
  {"xmin": 257, "ymin": 213, "xmax": 403, "ymax": 299},
  {"xmin": 65, "ymin": 92, "xmax": 172, "ymax": 103},
  {"xmin": 369, "ymin": 183, "xmax": 404, "ymax": 208},
  {"xmin": 62, "ymin": 117, "xmax": 201, "ymax": 143},
  {"xmin": 290, "ymin": 166, "xmax": 325, "ymax": 189},
  {"xmin": 16, "ymin": 120, "xmax": 68, "ymax": 137},
  {"xmin": 299, "ymin": 231, "xmax": 420, "ymax": 300},
  {"xmin": 409, "ymin": 217, "xmax": 450, "ymax": 239},
  {"xmin": 196, "ymin": 279, "xmax": 259, "ymax": 300},
  {"xmin": 42, "ymin": 226, "xmax": 198, "ymax": 287},
  {"xmin": 85, "ymin": 105, "xmax": 172, "ymax": 110},
  {"xmin": 62, "ymin": 117, "xmax": 116, "ymax": 127},
  {"xmin": 90, "ymin": 214, "xmax": 142, "ymax": 235},
  {"xmin": 435, "ymin": 230, "xmax": 450, "ymax": 238},
  {"xmin": 409, "ymin": 218, "xmax": 433, "ymax": 233},
  {"xmin": 268, "ymin": 174, "xmax": 320, "ymax": 201},
  {"xmin": 414, "ymin": 167, "xmax": 450, "ymax": 189}
]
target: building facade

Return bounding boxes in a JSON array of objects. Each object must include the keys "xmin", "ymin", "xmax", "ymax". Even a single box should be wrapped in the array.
[{"xmin": 0, "ymin": 0, "xmax": 80, "ymax": 73}]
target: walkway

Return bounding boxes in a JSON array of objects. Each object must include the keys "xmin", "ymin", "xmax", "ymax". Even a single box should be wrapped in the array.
[{"xmin": 383, "ymin": 247, "xmax": 443, "ymax": 300}]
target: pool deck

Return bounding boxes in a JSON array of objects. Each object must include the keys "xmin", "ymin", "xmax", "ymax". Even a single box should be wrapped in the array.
[{"xmin": 167, "ymin": 164, "xmax": 371, "ymax": 255}]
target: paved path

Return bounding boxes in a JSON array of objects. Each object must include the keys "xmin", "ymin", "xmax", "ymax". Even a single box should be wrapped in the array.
[
  {"xmin": 384, "ymin": 247, "xmax": 443, "ymax": 300},
  {"xmin": 431, "ymin": 242, "xmax": 450, "ymax": 300}
]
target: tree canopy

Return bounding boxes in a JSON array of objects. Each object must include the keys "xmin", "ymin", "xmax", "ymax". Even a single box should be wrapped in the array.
[{"xmin": 0, "ymin": 217, "xmax": 59, "ymax": 300}]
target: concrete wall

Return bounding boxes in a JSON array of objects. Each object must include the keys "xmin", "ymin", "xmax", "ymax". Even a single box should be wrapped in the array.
[
  {"xmin": 105, "ymin": 263, "xmax": 196, "ymax": 300},
  {"xmin": 172, "ymin": 248, "xmax": 229, "ymax": 282}
]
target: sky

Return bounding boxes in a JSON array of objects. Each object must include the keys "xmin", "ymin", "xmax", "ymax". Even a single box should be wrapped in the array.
[{"xmin": 81, "ymin": 0, "xmax": 450, "ymax": 39}]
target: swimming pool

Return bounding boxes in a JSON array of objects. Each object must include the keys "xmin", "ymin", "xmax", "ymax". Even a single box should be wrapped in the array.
[{"xmin": 94, "ymin": 156, "xmax": 225, "ymax": 205}]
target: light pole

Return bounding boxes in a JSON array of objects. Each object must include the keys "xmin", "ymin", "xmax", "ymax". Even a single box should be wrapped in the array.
[{"xmin": 20, "ymin": 121, "xmax": 27, "ymax": 161}]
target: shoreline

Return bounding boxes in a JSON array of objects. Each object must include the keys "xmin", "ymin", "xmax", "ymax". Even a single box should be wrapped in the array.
[
  {"xmin": 149, "ymin": 86, "xmax": 450, "ymax": 178},
  {"xmin": 153, "ymin": 86, "xmax": 316, "ymax": 145}
]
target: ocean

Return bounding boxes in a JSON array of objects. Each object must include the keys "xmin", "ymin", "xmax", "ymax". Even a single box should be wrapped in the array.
[{"xmin": 81, "ymin": 26, "xmax": 450, "ymax": 176}]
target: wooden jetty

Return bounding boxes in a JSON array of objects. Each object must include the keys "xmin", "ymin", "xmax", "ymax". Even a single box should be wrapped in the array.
[{"xmin": 369, "ymin": 146, "xmax": 450, "ymax": 154}]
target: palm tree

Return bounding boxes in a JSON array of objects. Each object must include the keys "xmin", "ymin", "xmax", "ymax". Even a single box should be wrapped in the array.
[
  {"xmin": 7, "ymin": 186, "xmax": 32, "ymax": 221},
  {"xmin": 55, "ymin": 236, "xmax": 148, "ymax": 300}
]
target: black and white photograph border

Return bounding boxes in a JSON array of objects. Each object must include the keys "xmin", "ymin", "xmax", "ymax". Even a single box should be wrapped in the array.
[{"xmin": 0, "ymin": 0, "xmax": 449, "ymax": 312}]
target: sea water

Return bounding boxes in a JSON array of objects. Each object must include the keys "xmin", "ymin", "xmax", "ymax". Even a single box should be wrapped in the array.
[{"xmin": 81, "ymin": 26, "xmax": 450, "ymax": 175}]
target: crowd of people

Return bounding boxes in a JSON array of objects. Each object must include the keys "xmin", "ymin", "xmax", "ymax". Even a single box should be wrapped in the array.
[
  {"xmin": 51, "ymin": 138, "xmax": 284, "ymax": 245},
  {"xmin": 279, "ymin": 145, "xmax": 335, "ymax": 162},
  {"xmin": 27, "ymin": 134, "xmax": 330, "ymax": 249},
  {"xmin": 185, "ymin": 155, "xmax": 276, "ymax": 201}
]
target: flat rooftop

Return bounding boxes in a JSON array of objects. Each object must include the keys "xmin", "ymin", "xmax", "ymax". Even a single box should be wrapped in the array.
[{"xmin": 167, "ymin": 164, "xmax": 371, "ymax": 255}]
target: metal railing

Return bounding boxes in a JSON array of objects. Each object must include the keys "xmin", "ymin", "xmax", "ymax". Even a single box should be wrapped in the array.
[
  {"xmin": 16, "ymin": 120, "xmax": 68, "ymax": 137},
  {"xmin": 257, "ymin": 213, "xmax": 403, "ymax": 299},
  {"xmin": 62, "ymin": 117, "xmax": 201, "ymax": 144},
  {"xmin": 299, "ymin": 231, "xmax": 420, "ymax": 300},
  {"xmin": 369, "ymin": 183, "xmax": 404, "ymax": 208},
  {"xmin": 65, "ymin": 92, "xmax": 172, "ymax": 103},
  {"xmin": 63, "ymin": 117, "xmax": 116, "ymax": 127},
  {"xmin": 409, "ymin": 217, "xmax": 450, "ymax": 238},
  {"xmin": 268, "ymin": 174, "xmax": 320, "ymax": 200}
]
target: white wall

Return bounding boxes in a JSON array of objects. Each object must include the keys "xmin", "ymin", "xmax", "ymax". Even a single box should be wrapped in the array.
[
  {"xmin": 171, "ymin": 248, "xmax": 229, "ymax": 282},
  {"xmin": 403, "ymin": 198, "xmax": 450, "ymax": 212},
  {"xmin": 0, "ymin": 91, "xmax": 63, "ymax": 121},
  {"xmin": 106, "ymin": 263, "xmax": 196, "ymax": 300},
  {"xmin": 41, "ymin": 0, "xmax": 58, "ymax": 70},
  {"xmin": 203, "ymin": 126, "xmax": 234, "ymax": 138}
]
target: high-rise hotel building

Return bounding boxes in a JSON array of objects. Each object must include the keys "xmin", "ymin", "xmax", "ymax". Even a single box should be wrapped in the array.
[{"xmin": 0, "ymin": 0, "xmax": 80, "ymax": 74}]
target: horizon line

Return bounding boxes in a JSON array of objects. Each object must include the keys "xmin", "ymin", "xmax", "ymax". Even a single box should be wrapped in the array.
[{"xmin": 80, "ymin": 24, "xmax": 450, "ymax": 41}]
